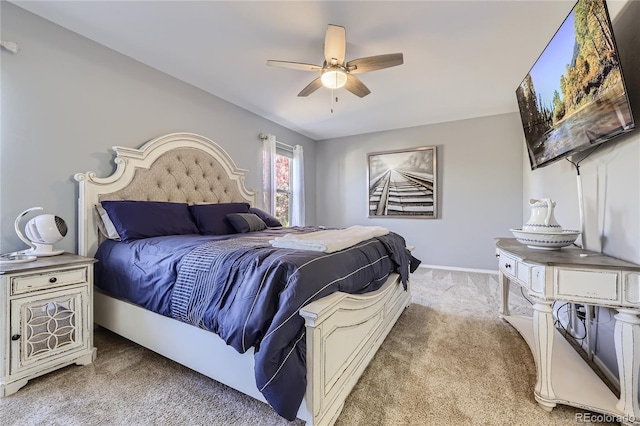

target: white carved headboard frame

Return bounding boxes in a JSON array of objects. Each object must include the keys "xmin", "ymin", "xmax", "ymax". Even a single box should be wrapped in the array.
[{"xmin": 74, "ymin": 132, "xmax": 256, "ymax": 257}]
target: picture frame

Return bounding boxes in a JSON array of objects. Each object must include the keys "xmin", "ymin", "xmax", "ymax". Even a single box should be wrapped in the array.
[{"xmin": 367, "ymin": 146, "xmax": 437, "ymax": 218}]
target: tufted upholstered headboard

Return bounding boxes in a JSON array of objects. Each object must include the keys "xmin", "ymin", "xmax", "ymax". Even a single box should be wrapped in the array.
[{"xmin": 75, "ymin": 133, "xmax": 256, "ymax": 257}]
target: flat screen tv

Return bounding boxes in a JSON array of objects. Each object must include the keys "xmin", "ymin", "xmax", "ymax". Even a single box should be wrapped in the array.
[{"xmin": 516, "ymin": 0, "xmax": 635, "ymax": 170}]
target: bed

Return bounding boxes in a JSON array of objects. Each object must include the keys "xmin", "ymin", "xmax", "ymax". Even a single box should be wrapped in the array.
[{"xmin": 74, "ymin": 132, "xmax": 414, "ymax": 425}]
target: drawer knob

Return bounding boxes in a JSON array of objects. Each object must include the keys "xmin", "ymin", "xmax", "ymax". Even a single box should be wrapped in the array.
[
  {"xmin": 49, "ymin": 277, "xmax": 57, "ymax": 283},
  {"xmin": 505, "ymin": 263, "xmax": 512, "ymax": 269},
  {"xmin": 11, "ymin": 334, "xmax": 21, "ymax": 341}
]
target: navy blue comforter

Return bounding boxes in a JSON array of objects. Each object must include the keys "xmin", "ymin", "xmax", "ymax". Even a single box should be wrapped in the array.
[{"xmin": 95, "ymin": 227, "xmax": 417, "ymax": 420}]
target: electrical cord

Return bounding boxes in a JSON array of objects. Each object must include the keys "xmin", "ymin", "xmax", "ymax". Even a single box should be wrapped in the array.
[
  {"xmin": 554, "ymin": 302, "xmax": 587, "ymax": 340},
  {"xmin": 520, "ymin": 287, "xmax": 534, "ymax": 305},
  {"xmin": 554, "ymin": 302, "xmax": 570, "ymax": 337},
  {"xmin": 565, "ymin": 143, "xmax": 604, "ymax": 169},
  {"xmin": 516, "ymin": 287, "xmax": 606, "ymax": 342},
  {"xmin": 566, "ymin": 144, "xmax": 605, "ymax": 249}
]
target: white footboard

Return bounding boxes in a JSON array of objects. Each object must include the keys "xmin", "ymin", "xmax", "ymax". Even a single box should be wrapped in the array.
[
  {"xmin": 94, "ymin": 272, "xmax": 409, "ymax": 426},
  {"xmin": 300, "ymin": 273, "xmax": 411, "ymax": 425}
]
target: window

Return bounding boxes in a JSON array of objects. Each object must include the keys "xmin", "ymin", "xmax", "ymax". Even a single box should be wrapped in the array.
[
  {"xmin": 275, "ymin": 151, "xmax": 292, "ymax": 226},
  {"xmin": 262, "ymin": 133, "xmax": 304, "ymax": 227}
]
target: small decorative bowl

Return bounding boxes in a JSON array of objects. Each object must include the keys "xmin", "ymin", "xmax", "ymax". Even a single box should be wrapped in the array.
[{"xmin": 510, "ymin": 228, "xmax": 581, "ymax": 250}]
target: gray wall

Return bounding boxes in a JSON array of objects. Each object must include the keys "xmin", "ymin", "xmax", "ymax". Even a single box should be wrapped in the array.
[
  {"xmin": 0, "ymin": 2, "xmax": 316, "ymax": 255},
  {"xmin": 522, "ymin": 0, "xmax": 640, "ymax": 393},
  {"xmin": 315, "ymin": 112, "xmax": 524, "ymax": 271}
]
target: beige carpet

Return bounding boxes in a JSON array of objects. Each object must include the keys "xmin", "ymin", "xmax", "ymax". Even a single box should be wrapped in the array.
[{"xmin": 1, "ymin": 268, "xmax": 612, "ymax": 425}]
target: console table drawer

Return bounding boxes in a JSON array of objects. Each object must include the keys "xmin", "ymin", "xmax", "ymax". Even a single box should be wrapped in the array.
[
  {"xmin": 499, "ymin": 253, "xmax": 517, "ymax": 280},
  {"xmin": 516, "ymin": 262, "xmax": 529, "ymax": 284},
  {"xmin": 555, "ymin": 268, "xmax": 619, "ymax": 303},
  {"xmin": 624, "ymin": 273, "xmax": 640, "ymax": 305},
  {"xmin": 529, "ymin": 266, "xmax": 546, "ymax": 293}
]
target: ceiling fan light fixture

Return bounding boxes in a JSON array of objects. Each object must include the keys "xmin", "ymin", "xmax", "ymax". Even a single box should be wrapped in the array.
[{"xmin": 321, "ymin": 68, "xmax": 348, "ymax": 89}]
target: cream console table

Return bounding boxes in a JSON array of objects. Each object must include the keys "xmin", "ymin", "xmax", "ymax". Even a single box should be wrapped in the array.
[{"xmin": 496, "ymin": 238, "xmax": 640, "ymax": 425}]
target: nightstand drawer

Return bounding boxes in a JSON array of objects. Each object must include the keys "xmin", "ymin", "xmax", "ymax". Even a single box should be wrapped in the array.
[{"xmin": 11, "ymin": 267, "xmax": 89, "ymax": 295}]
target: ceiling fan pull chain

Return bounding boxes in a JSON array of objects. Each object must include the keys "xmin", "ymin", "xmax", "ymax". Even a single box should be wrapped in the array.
[{"xmin": 330, "ymin": 89, "xmax": 334, "ymax": 113}]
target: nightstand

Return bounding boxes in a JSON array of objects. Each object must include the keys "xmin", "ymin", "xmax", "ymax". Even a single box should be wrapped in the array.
[{"xmin": 0, "ymin": 253, "xmax": 97, "ymax": 397}]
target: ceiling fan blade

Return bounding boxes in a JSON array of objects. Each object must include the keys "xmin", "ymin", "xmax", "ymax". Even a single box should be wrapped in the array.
[
  {"xmin": 346, "ymin": 53, "xmax": 404, "ymax": 74},
  {"xmin": 298, "ymin": 77, "xmax": 324, "ymax": 97},
  {"xmin": 324, "ymin": 24, "xmax": 346, "ymax": 65},
  {"xmin": 267, "ymin": 60, "xmax": 322, "ymax": 71},
  {"xmin": 344, "ymin": 75, "xmax": 371, "ymax": 98}
]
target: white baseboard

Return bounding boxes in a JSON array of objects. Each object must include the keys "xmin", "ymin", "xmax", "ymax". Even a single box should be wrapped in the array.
[{"xmin": 419, "ymin": 264, "xmax": 498, "ymax": 276}]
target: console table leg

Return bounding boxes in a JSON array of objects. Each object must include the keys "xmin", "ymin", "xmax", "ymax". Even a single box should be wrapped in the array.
[
  {"xmin": 532, "ymin": 297, "xmax": 556, "ymax": 409},
  {"xmin": 613, "ymin": 308, "xmax": 640, "ymax": 422},
  {"xmin": 499, "ymin": 272, "xmax": 510, "ymax": 318}
]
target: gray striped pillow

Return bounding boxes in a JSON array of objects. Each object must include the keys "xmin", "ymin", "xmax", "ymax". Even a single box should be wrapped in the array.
[{"xmin": 226, "ymin": 213, "xmax": 267, "ymax": 233}]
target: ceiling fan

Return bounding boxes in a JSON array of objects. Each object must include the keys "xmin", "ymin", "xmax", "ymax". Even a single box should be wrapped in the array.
[{"xmin": 267, "ymin": 24, "xmax": 403, "ymax": 98}]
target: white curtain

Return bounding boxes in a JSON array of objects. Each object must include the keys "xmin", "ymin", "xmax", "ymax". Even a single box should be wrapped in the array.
[
  {"xmin": 291, "ymin": 145, "xmax": 305, "ymax": 226},
  {"xmin": 262, "ymin": 134, "xmax": 276, "ymax": 215}
]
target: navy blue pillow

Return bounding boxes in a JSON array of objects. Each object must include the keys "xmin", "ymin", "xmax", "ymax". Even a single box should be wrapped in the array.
[
  {"xmin": 249, "ymin": 207, "xmax": 282, "ymax": 227},
  {"xmin": 100, "ymin": 200, "xmax": 199, "ymax": 242},
  {"xmin": 189, "ymin": 202, "xmax": 251, "ymax": 235}
]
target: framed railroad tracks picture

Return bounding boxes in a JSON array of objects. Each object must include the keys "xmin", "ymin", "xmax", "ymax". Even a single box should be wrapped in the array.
[{"xmin": 367, "ymin": 146, "xmax": 437, "ymax": 218}]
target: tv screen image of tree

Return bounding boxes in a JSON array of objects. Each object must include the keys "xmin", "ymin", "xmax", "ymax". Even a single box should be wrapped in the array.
[
  {"xmin": 516, "ymin": 0, "xmax": 634, "ymax": 170},
  {"xmin": 368, "ymin": 146, "xmax": 436, "ymax": 218}
]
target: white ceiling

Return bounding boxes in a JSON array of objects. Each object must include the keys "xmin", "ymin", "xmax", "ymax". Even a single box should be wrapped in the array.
[{"xmin": 10, "ymin": 1, "xmax": 628, "ymax": 141}]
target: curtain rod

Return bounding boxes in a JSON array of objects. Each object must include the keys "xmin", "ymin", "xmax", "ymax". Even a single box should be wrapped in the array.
[{"xmin": 258, "ymin": 133, "xmax": 294, "ymax": 152}]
